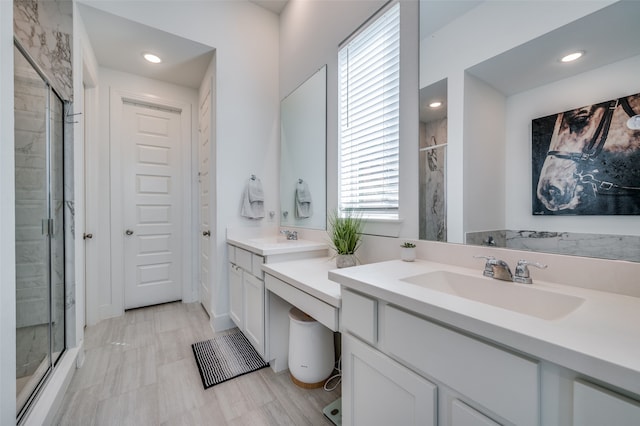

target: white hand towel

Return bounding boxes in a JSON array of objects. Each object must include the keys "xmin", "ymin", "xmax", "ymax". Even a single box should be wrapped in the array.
[
  {"xmin": 247, "ymin": 177, "xmax": 264, "ymax": 202},
  {"xmin": 241, "ymin": 178, "xmax": 264, "ymax": 219},
  {"xmin": 295, "ymin": 181, "xmax": 313, "ymax": 219}
]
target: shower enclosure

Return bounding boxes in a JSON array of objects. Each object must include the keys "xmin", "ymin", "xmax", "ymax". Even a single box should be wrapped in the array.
[{"xmin": 14, "ymin": 41, "xmax": 66, "ymax": 420}]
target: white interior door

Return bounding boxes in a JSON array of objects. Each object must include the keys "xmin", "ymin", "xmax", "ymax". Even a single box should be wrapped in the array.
[
  {"xmin": 122, "ymin": 101, "xmax": 182, "ymax": 309},
  {"xmin": 199, "ymin": 87, "xmax": 212, "ymax": 315}
]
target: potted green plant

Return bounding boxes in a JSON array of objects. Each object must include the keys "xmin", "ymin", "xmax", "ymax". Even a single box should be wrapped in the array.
[
  {"xmin": 400, "ymin": 241, "xmax": 416, "ymax": 262},
  {"xmin": 328, "ymin": 210, "xmax": 364, "ymax": 268}
]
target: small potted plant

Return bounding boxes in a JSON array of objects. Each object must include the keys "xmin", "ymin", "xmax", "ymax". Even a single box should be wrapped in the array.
[
  {"xmin": 400, "ymin": 242, "xmax": 416, "ymax": 262},
  {"xmin": 328, "ymin": 210, "xmax": 364, "ymax": 268}
]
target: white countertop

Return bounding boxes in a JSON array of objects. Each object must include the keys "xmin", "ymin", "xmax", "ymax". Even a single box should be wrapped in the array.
[
  {"xmin": 329, "ymin": 259, "xmax": 640, "ymax": 396},
  {"xmin": 262, "ymin": 257, "xmax": 341, "ymax": 307},
  {"xmin": 227, "ymin": 235, "xmax": 328, "ymax": 257}
]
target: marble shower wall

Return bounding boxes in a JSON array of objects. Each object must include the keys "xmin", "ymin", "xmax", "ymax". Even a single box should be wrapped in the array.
[
  {"xmin": 14, "ymin": 0, "xmax": 73, "ymax": 100},
  {"xmin": 419, "ymin": 118, "xmax": 447, "ymax": 241},
  {"xmin": 13, "ymin": 0, "xmax": 74, "ymax": 333},
  {"xmin": 466, "ymin": 230, "xmax": 640, "ymax": 263},
  {"xmin": 14, "ymin": 51, "xmax": 49, "ymax": 328}
]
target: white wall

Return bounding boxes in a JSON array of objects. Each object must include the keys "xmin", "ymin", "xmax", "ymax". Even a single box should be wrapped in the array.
[
  {"xmin": 280, "ymin": 0, "xmax": 419, "ymax": 238},
  {"xmin": 80, "ymin": 0, "xmax": 280, "ymax": 329},
  {"xmin": 463, "ymin": 72, "xmax": 506, "ymax": 237},
  {"xmin": 505, "ymin": 54, "xmax": 640, "ymax": 236},
  {"xmin": 0, "ymin": 2, "xmax": 16, "ymax": 423}
]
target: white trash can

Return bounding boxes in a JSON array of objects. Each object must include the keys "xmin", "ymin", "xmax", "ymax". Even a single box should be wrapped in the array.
[{"xmin": 288, "ymin": 307, "xmax": 334, "ymax": 388}]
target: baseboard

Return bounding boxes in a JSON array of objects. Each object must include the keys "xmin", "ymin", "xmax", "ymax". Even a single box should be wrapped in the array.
[
  {"xmin": 22, "ymin": 343, "xmax": 81, "ymax": 426},
  {"xmin": 210, "ymin": 312, "xmax": 235, "ymax": 332}
]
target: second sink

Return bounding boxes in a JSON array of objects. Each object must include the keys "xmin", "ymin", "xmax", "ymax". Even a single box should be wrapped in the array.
[{"xmin": 401, "ymin": 270, "xmax": 585, "ymax": 320}]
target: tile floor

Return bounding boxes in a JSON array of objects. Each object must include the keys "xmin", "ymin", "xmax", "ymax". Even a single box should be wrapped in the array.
[{"xmin": 55, "ymin": 302, "xmax": 340, "ymax": 425}]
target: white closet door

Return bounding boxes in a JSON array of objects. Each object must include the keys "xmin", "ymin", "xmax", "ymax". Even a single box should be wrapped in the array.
[{"xmin": 122, "ymin": 102, "xmax": 182, "ymax": 309}]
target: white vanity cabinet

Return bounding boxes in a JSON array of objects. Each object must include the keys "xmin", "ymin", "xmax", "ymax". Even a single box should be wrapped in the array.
[
  {"xmin": 340, "ymin": 287, "xmax": 640, "ymax": 426},
  {"xmin": 228, "ymin": 263, "xmax": 243, "ymax": 328},
  {"xmin": 341, "ymin": 288, "xmax": 537, "ymax": 426},
  {"xmin": 228, "ymin": 244, "xmax": 265, "ymax": 357}
]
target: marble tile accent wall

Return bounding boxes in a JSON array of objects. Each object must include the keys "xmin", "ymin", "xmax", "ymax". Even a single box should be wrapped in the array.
[
  {"xmin": 14, "ymin": 0, "xmax": 73, "ymax": 100},
  {"xmin": 14, "ymin": 53, "xmax": 49, "ymax": 328},
  {"xmin": 466, "ymin": 230, "xmax": 640, "ymax": 263},
  {"xmin": 419, "ymin": 118, "xmax": 447, "ymax": 241}
]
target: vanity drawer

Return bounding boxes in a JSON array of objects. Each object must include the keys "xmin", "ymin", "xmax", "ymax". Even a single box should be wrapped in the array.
[
  {"xmin": 235, "ymin": 247, "xmax": 253, "ymax": 272},
  {"xmin": 228, "ymin": 244, "xmax": 236, "ymax": 264},
  {"xmin": 252, "ymin": 253, "xmax": 264, "ymax": 279},
  {"xmin": 341, "ymin": 289, "xmax": 377, "ymax": 345},
  {"xmin": 384, "ymin": 305, "xmax": 539, "ymax": 426}
]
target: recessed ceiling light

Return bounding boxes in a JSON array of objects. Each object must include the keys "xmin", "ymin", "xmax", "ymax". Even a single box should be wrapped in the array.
[
  {"xmin": 561, "ymin": 51, "xmax": 584, "ymax": 63},
  {"xmin": 143, "ymin": 53, "xmax": 162, "ymax": 64},
  {"xmin": 429, "ymin": 101, "xmax": 442, "ymax": 108}
]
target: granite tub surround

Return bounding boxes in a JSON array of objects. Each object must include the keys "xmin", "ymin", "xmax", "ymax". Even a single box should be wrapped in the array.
[{"xmin": 466, "ymin": 229, "xmax": 640, "ymax": 262}]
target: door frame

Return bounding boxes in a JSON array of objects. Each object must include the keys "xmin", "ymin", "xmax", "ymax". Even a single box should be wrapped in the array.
[{"xmin": 109, "ymin": 89, "xmax": 193, "ymax": 314}]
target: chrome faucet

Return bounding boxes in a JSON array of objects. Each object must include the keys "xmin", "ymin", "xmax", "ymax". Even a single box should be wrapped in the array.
[
  {"xmin": 475, "ymin": 255, "xmax": 513, "ymax": 282},
  {"xmin": 280, "ymin": 229, "xmax": 298, "ymax": 240},
  {"xmin": 513, "ymin": 259, "xmax": 547, "ymax": 284}
]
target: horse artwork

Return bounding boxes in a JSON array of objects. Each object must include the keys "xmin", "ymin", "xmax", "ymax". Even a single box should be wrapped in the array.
[{"xmin": 532, "ymin": 93, "xmax": 640, "ymax": 215}]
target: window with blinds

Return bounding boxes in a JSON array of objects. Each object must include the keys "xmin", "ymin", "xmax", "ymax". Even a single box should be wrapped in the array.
[{"xmin": 339, "ymin": 3, "xmax": 400, "ymax": 218}]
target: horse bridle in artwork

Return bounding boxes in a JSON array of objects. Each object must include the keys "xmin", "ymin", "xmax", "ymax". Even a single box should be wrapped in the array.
[{"xmin": 546, "ymin": 97, "xmax": 640, "ymax": 195}]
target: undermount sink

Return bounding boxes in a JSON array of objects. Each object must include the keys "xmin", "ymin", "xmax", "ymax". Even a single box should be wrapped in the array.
[{"xmin": 401, "ymin": 270, "xmax": 585, "ymax": 320}]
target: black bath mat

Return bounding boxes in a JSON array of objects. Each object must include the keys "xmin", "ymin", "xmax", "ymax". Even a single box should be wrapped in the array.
[{"xmin": 191, "ymin": 330, "xmax": 269, "ymax": 389}]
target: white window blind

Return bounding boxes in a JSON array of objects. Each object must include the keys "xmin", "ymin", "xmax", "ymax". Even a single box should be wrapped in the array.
[{"xmin": 339, "ymin": 3, "xmax": 400, "ymax": 218}]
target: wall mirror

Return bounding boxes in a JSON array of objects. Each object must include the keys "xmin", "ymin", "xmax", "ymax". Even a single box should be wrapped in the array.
[
  {"xmin": 280, "ymin": 65, "xmax": 327, "ymax": 230},
  {"xmin": 419, "ymin": 0, "xmax": 640, "ymax": 262}
]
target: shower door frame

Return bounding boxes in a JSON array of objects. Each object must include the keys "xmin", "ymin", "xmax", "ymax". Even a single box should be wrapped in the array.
[{"xmin": 14, "ymin": 38, "xmax": 67, "ymax": 423}]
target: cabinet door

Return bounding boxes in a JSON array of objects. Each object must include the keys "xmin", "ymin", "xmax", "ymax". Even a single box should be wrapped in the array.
[
  {"xmin": 244, "ymin": 273, "xmax": 265, "ymax": 357},
  {"xmin": 451, "ymin": 399, "xmax": 500, "ymax": 426},
  {"xmin": 229, "ymin": 263, "xmax": 243, "ymax": 329},
  {"xmin": 573, "ymin": 380, "xmax": 640, "ymax": 426},
  {"xmin": 343, "ymin": 334, "xmax": 437, "ymax": 426}
]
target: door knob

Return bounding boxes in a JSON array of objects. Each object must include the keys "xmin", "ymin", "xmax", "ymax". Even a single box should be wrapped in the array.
[
  {"xmin": 203, "ymin": 230, "xmax": 211, "ymax": 237},
  {"xmin": 83, "ymin": 233, "xmax": 93, "ymax": 240},
  {"xmin": 125, "ymin": 229, "xmax": 134, "ymax": 236}
]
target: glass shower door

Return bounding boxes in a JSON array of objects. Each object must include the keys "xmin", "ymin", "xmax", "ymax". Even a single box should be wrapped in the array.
[
  {"xmin": 50, "ymin": 91, "xmax": 66, "ymax": 367},
  {"xmin": 14, "ymin": 42, "xmax": 66, "ymax": 418}
]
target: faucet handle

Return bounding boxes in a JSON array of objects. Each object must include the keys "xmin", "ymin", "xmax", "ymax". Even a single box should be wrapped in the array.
[
  {"xmin": 514, "ymin": 259, "xmax": 548, "ymax": 284},
  {"xmin": 474, "ymin": 255, "xmax": 496, "ymax": 277}
]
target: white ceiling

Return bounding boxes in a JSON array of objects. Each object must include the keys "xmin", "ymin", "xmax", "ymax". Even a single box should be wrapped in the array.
[
  {"xmin": 78, "ymin": 4, "xmax": 215, "ymax": 89},
  {"xmin": 420, "ymin": 1, "xmax": 640, "ymax": 122},
  {"xmin": 467, "ymin": 1, "xmax": 640, "ymax": 96},
  {"xmin": 250, "ymin": 0, "xmax": 288, "ymax": 15}
]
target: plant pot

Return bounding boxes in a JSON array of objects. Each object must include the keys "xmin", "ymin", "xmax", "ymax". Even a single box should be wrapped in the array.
[
  {"xmin": 401, "ymin": 247, "xmax": 416, "ymax": 262},
  {"xmin": 336, "ymin": 254, "xmax": 357, "ymax": 268}
]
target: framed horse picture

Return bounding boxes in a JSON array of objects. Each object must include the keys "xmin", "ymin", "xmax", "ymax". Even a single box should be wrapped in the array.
[{"xmin": 532, "ymin": 92, "xmax": 640, "ymax": 215}]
